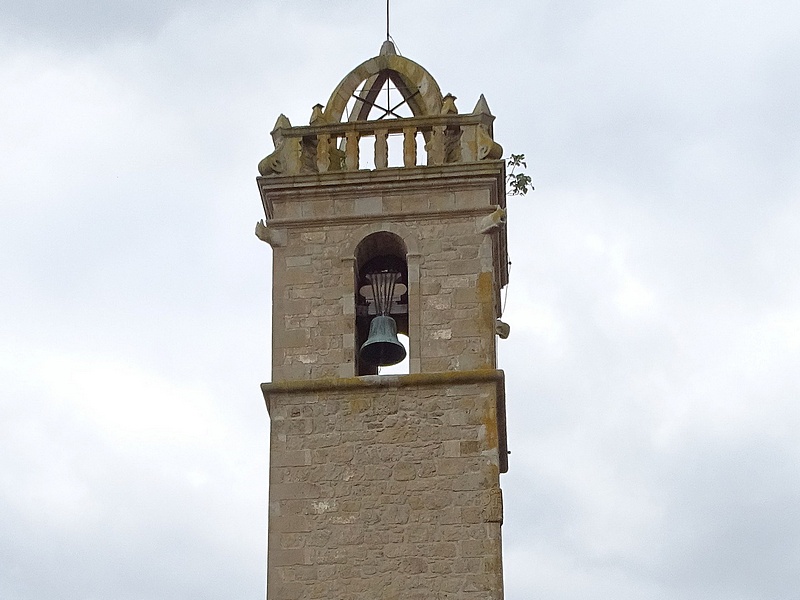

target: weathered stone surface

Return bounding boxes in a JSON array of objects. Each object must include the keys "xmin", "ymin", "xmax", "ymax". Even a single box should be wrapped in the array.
[
  {"xmin": 257, "ymin": 46, "xmax": 511, "ymax": 600},
  {"xmin": 265, "ymin": 164, "xmax": 506, "ymax": 382},
  {"xmin": 265, "ymin": 377, "xmax": 504, "ymax": 600}
]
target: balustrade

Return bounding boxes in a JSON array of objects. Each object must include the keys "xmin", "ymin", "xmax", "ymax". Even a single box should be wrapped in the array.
[{"xmin": 259, "ymin": 112, "xmax": 503, "ymax": 177}]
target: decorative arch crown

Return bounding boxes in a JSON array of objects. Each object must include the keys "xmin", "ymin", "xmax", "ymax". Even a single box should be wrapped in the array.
[
  {"xmin": 256, "ymin": 41, "xmax": 503, "ymax": 177},
  {"xmin": 323, "ymin": 41, "xmax": 444, "ymax": 123}
]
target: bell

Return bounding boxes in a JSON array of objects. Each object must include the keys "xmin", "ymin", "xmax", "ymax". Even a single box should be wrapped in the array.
[
  {"xmin": 359, "ymin": 269, "xmax": 407, "ymax": 367},
  {"xmin": 360, "ymin": 315, "xmax": 407, "ymax": 366}
]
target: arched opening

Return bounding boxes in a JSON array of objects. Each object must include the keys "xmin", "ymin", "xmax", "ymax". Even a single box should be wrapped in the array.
[
  {"xmin": 343, "ymin": 71, "xmax": 417, "ymax": 122},
  {"xmin": 354, "ymin": 231, "xmax": 409, "ymax": 376}
]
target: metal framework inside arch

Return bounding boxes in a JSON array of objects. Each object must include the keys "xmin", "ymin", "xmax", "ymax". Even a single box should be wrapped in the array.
[{"xmin": 346, "ymin": 69, "xmax": 422, "ymax": 122}]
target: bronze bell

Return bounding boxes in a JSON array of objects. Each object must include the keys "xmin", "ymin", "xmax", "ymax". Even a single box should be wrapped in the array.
[
  {"xmin": 360, "ymin": 315, "xmax": 406, "ymax": 366},
  {"xmin": 359, "ymin": 270, "xmax": 407, "ymax": 367}
]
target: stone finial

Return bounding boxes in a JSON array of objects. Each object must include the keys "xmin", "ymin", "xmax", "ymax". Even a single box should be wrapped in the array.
[
  {"xmin": 380, "ymin": 40, "xmax": 397, "ymax": 56},
  {"xmin": 259, "ymin": 114, "xmax": 303, "ymax": 176},
  {"xmin": 472, "ymin": 94, "xmax": 493, "ymax": 116},
  {"xmin": 272, "ymin": 113, "xmax": 291, "ymax": 131},
  {"xmin": 309, "ymin": 104, "xmax": 325, "ymax": 125},
  {"xmin": 441, "ymin": 93, "xmax": 458, "ymax": 115},
  {"xmin": 271, "ymin": 114, "xmax": 291, "ymax": 143},
  {"xmin": 259, "ymin": 115, "xmax": 292, "ymax": 176}
]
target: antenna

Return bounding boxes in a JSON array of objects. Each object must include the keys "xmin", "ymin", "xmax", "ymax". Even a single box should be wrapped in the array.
[{"xmin": 386, "ymin": 0, "xmax": 390, "ymax": 109}]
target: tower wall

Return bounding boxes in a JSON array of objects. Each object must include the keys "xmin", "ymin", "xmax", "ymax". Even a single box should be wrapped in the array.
[
  {"xmin": 256, "ymin": 44, "xmax": 511, "ymax": 600},
  {"xmin": 263, "ymin": 373, "xmax": 506, "ymax": 600},
  {"xmin": 262, "ymin": 164, "xmax": 507, "ymax": 382}
]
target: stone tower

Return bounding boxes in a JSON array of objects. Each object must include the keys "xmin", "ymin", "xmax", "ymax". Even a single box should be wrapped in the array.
[{"xmin": 256, "ymin": 41, "xmax": 511, "ymax": 600}]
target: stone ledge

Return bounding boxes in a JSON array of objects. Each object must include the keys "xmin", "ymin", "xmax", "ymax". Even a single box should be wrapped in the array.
[
  {"xmin": 262, "ymin": 368, "xmax": 503, "ymax": 396},
  {"xmin": 266, "ymin": 206, "xmax": 497, "ymax": 229},
  {"xmin": 258, "ymin": 160, "xmax": 505, "ymax": 197}
]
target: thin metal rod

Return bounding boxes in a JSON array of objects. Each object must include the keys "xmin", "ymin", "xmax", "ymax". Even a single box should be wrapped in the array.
[
  {"xmin": 351, "ymin": 93, "xmax": 403, "ymax": 120},
  {"xmin": 376, "ymin": 89, "xmax": 420, "ymax": 120},
  {"xmin": 368, "ymin": 271, "xmax": 399, "ymax": 316},
  {"xmin": 386, "ymin": 0, "xmax": 390, "ymax": 40}
]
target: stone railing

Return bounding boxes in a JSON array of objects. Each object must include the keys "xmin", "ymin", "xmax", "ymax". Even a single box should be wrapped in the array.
[{"xmin": 258, "ymin": 112, "xmax": 503, "ymax": 177}]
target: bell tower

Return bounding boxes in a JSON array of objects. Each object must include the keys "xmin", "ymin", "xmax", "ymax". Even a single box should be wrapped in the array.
[{"xmin": 256, "ymin": 41, "xmax": 511, "ymax": 599}]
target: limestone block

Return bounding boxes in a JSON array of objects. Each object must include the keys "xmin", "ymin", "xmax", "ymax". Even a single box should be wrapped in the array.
[
  {"xmin": 401, "ymin": 194, "xmax": 429, "ymax": 213},
  {"xmin": 354, "ymin": 196, "xmax": 382, "ymax": 216},
  {"xmin": 382, "ymin": 195, "xmax": 402, "ymax": 213}
]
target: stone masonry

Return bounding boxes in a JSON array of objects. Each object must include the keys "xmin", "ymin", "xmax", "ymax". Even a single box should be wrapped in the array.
[
  {"xmin": 263, "ymin": 372, "xmax": 507, "ymax": 600},
  {"xmin": 262, "ymin": 164, "xmax": 507, "ymax": 381},
  {"xmin": 257, "ymin": 42, "xmax": 510, "ymax": 600}
]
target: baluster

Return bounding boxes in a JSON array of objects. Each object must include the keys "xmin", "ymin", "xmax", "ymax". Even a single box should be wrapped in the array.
[
  {"xmin": 284, "ymin": 136, "xmax": 302, "ymax": 175},
  {"xmin": 345, "ymin": 131, "xmax": 360, "ymax": 170},
  {"xmin": 459, "ymin": 124, "xmax": 478, "ymax": 163},
  {"xmin": 444, "ymin": 126, "xmax": 462, "ymax": 163},
  {"xmin": 428, "ymin": 126, "xmax": 446, "ymax": 166},
  {"xmin": 403, "ymin": 126, "xmax": 416, "ymax": 167},
  {"xmin": 374, "ymin": 129, "xmax": 388, "ymax": 169},
  {"xmin": 316, "ymin": 133, "xmax": 330, "ymax": 173}
]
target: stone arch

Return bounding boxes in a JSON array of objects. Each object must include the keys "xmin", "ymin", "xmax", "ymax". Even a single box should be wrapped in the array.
[
  {"xmin": 323, "ymin": 42, "xmax": 444, "ymax": 124},
  {"xmin": 354, "ymin": 231, "xmax": 408, "ymax": 281},
  {"xmin": 353, "ymin": 231, "xmax": 408, "ymax": 376},
  {"xmin": 343, "ymin": 221, "xmax": 422, "ymax": 376},
  {"xmin": 344, "ymin": 221, "xmax": 420, "ymax": 258}
]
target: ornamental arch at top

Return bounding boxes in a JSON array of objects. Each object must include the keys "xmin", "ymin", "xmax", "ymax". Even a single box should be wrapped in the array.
[
  {"xmin": 257, "ymin": 41, "xmax": 504, "ymax": 177},
  {"xmin": 324, "ymin": 40, "xmax": 443, "ymax": 123}
]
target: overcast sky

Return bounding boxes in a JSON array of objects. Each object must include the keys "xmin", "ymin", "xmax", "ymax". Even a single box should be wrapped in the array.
[{"xmin": 2, "ymin": 1, "xmax": 799, "ymax": 599}]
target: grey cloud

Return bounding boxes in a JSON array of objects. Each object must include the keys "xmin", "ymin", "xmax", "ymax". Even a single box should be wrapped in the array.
[
  {"xmin": 1, "ymin": 0, "xmax": 177, "ymax": 47},
  {"xmin": 3, "ymin": 1, "xmax": 800, "ymax": 599}
]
